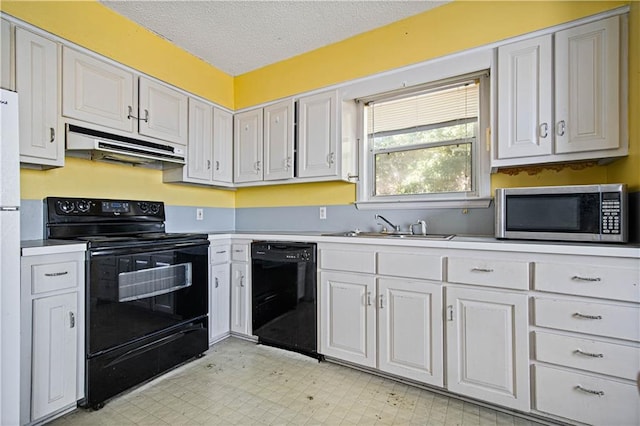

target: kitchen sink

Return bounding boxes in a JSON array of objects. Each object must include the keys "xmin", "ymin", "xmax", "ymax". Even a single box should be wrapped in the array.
[{"xmin": 322, "ymin": 231, "xmax": 455, "ymax": 240}]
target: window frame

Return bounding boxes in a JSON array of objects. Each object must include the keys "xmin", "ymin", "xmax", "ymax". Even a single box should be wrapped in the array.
[{"xmin": 355, "ymin": 72, "xmax": 492, "ymax": 209}]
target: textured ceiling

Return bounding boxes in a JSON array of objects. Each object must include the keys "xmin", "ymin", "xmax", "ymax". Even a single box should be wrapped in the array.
[{"xmin": 100, "ymin": 1, "xmax": 448, "ymax": 76}]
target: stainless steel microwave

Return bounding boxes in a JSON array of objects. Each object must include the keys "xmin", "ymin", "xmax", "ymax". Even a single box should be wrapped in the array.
[{"xmin": 495, "ymin": 184, "xmax": 627, "ymax": 243}]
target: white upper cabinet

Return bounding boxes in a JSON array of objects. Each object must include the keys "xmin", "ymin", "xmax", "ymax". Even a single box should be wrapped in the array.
[
  {"xmin": 186, "ymin": 97, "xmax": 213, "ymax": 182},
  {"xmin": 494, "ymin": 16, "xmax": 625, "ymax": 169},
  {"xmin": 16, "ymin": 28, "xmax": 62, "ymax": 167},
  {"xmin": 497, "ymin": 35, "xmax": 553, "ymax": 159},
  {"xmin": 233, "ymin": 108, "xmax": 263, "ymax": 183},
  {"xmin": 62, "ymin": 47, "xmax": 135, "ymax": 133},
  {"xmin": 263, "ymin": 99, "xmax": 294, "ymax": 181},
  {"xmin": 138, "ymin": 77, "xmax": 188, "ymax": 145},
  {"xmin": 1, "ymin": 19, "xmax": 12, "ymax": 90},
  {"xmin": 297, "ymin": 90, "xmax": 339, "ymax": 178},
  {"xmin": 554, "ymin": 16, "xmax": 619, "ymax": 154},
  {"xmin": 212, "ymin": 107, "xmax": 233, "ymax": 183},
  {"xmin": 62, "ymin": 47, "xmax": 187, "ymax": 145}
]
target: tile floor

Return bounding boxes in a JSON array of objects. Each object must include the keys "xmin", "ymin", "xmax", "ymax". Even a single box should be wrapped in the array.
[{"xmin": 52, "ymin": 338, "xmax": 549, "ymax": 426}]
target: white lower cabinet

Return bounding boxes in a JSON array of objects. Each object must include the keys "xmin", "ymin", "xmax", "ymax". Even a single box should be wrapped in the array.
[
  {"xmin": 20, "ymin": 249, "xmax": 85, "ymax": 425},
  {"xmin": 209, "ymin": 242, "xmax": 231, "ymax": 344},
  {"xmin": 377, "ymin": 278, "xmax": 443, "ymax": 386},
  {"xmin": 445, "ymin": 286, "xmax": 530, "ymax": 411},
  {"xmin": 230, "ymin": 258, "xmax": 251, "ymax": 336},
  {"xmin": 319, "ymin": 271, "xmax": 376, "ymax": 367},
  {"xmin": 31, "ymin": 292, "xmax": 78, "ymax": 420}
]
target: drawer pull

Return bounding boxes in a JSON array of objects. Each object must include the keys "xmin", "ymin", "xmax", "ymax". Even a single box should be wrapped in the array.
[
  {"xmin": 44, "ymin": 271, "xmax": 69, "ymax": 277},
  {"xmin": 471, "ymin": 267, "xmax": 494, "ymax": 273},
  {"xmin": 574, "ymin": 349, "xmax": 604, "ymax": 358},
  {"xmin": 571, "ymin": 275, "xmax": 602, "ymax": 282},
  {"xmin": 234, "ymin": 249, "xmax": 243, "ymax": 253},
  {"xmin": 575, "ymin": 385, "xmax": 605, "ymax": 397},
  {"xmin": 215, "ymin": 250, "xmax": 227, "ymax": 254},
  {"xmin": 573, "ymin": 312, "xmax": 603, "ymax": 320}
]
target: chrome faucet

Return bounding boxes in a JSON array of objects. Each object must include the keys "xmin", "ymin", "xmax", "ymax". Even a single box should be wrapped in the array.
[
  {"xmin": 375, "ymin": 214, "xmax": 400, "ymax": 233},
  {"xmin": 410, "ymin": 220, "xmax": 428, "ymax": 236}
]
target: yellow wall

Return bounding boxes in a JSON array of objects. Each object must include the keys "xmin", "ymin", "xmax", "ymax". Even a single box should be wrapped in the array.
[
  {"xmin": 235, "ymin": 0, "xmax": 638, "ymax": 207},
  {"xmin": 3, "ymin": 1, "xmax": 637, "ymax": 209}
]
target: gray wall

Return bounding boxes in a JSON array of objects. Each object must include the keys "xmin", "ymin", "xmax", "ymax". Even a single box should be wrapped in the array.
[{"xmin": 235, "ymin": 204, "xmax": 495, "ymax": 236}]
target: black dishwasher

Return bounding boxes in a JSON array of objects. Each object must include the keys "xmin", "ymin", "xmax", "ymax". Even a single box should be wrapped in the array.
[{"xmin": 251, "ymin": 241, "xmax": 317, "ymax": 358}]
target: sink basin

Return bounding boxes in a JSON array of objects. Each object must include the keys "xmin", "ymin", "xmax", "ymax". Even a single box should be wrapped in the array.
[{"xmin": 322, "ymin": 231, "xmax": 455, "ymax": 240}]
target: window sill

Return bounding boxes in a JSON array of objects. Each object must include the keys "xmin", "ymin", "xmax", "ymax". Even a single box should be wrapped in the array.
[{"xmin": 354, "ymin": 198, "xmax": 493, "ymax": 210}]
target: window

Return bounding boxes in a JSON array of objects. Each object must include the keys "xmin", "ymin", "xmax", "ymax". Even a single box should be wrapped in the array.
[{"xmin": 357, "ymin": 72, "xmax": 491, "ymax": 208}]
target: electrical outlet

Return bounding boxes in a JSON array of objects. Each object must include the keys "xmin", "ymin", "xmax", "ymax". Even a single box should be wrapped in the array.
[
  {"xmin": 319, "ymin": 206, "xmax": 327, "ymax": 220},
  {"xmin": 196, "ymin": 208, "xmax": 204, "ymax": 221}
]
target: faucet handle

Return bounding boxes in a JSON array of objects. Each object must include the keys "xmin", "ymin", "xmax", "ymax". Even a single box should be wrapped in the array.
[{"xmin": 410, "ymin": 220, "xmax": 428, "ymax": 236}]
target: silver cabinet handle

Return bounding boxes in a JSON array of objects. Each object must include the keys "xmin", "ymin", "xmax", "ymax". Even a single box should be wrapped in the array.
[
  {"xmin": 50, "ymin": 127, "xmax": 55, "ymax": 143},
  {"xmin": 239, "ymin": 275, "xmax": 245, "ymax": 287},
  {"xmin": 575, "ymin": 385, "xmax": 604, "ymax": 397},
  {"xmin": 44, "ymin": 271, "xmax": 69, "ymax": 277},
  {"xmin": 447, "ymin": 305, "xmax": 454, "ymax": 321},
  {"xmin": 207, "ymin": 160, "xmax": 211, "ymax": 170},
  {"xmin": 379, "ymin": 295, "xmax": 384, "ymax": 309},
  {"xmin": 255, "ymin": 161, "xmax": 261, "ymax": 172},
  {"xmin": 557, "ymin": 120, "xmax": 566, "ymax": 136},
  {"xmin": 285, "ymin": 156, "xmax": 291, "ymax": 170},
  {"xmin": 327, "ymin": 152, "xmax": 335, "ymax": 166},
  {"xmin": 539, "ymin": 122, "xmax": 549, "ymax": 138},
  {"xmin": 69, "ymin": 312, "xmax": 75, "ymax": 329},
  {"xmin": 215, "ymin": 161, "xmax": 220, "ymax": 171},
  {"xmin": 215, "ymin": 277, "xmax": 219, "ymax": 288},
  {"xmin": 366, "ymin": 292, "xmax": 372, "ymax": 306},
  {"xmin": 573, "ymin": 312, "xmax": 602, "ymax": 320},
  {"xmin": 234, "ymin": 249, "xmax": 243, "ymax": 253},
  {"xmin": 215, "ymin": 250, "xmax": 227, "ymax": 254},
  {"xmin": 127, "ymin": 106, "xmax": 149, "ymax": 123},
  {"xmin": 574, "ymin": 349, "xmax": 604, "ymax": 358},
  {"xmin": 471, "ymin": 267, "xmax": 494, "ymax": 273},
  {"xmin": 571, "ymin": 276, "xmax": 601, "ymax": 282}
]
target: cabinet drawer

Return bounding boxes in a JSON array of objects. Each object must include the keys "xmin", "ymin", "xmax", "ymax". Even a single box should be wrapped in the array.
[
  {"xmin": 231, "ymin": 244, "xmax": 249, "ymax": 262},
  {"xmin": 448, "ymin": 257, "xmax": 530, "ymax": 290},
  {"xmin": 31, "ymin": 261, "xmax": 79, "ymax": 294},
  {"xmin": 535, "ymin": 331, "xmax": 640, "ymax": 380},
  {"xmin": 377, "ymin": 252, "xmax": 442, "ymax": 281},
  {"xmin": 534, "ymin": 298, "xmax": 640, "ymax": 342},
  {"xmin": 210, "ymin": 245, "xmax": 231, "ymax": 264},
  {"xmin": 535, "ymin": 262, "xmax": 640, "ymax": 302},
  {"xmin": 534, "ymin": 365, "xmax": 640, "ymax": 426},
  {"xmin": 319, "ymin": 249, "xmax": 374, "ymax": 274}
]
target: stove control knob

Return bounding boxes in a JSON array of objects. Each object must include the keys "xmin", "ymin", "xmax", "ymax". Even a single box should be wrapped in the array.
[
  {"xmin": 150, "ymin": 203, "xmax": 160, "ymax": 214},
  {"xmin": 138, "ymin": 202, "xmax": 149, "ymax": 213},
  {"xmin": 76, "ymin": 200, "xmax": 90, "ymax": 213},
  {"xmin": 58, "ymin": 200, "xmax": 75, "ymax": 214}
]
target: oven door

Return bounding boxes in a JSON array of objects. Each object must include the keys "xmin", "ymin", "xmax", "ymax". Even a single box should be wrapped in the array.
[{"xmin": 87, "ymin": 240, "xmax": 209, "ymax": 356}]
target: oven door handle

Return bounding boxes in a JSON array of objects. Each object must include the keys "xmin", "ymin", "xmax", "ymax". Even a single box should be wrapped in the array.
[{"xmin": 89, "ymin": 240, "xmax": 210, "ymax": 257}]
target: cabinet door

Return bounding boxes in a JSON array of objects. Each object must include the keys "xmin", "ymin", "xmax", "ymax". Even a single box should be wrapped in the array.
[
  {"xmin": 187, "ymin": 98, "xmax": 213, "ymax": 182},
  {"xmin": 16, "ymin": 28, "xmax": 60, "ymax": 164},
  {"xmin": 263, "ymin": 99, "xmax": 294, "ymax": 181},
  {"xmin": 319, "ymin": 271, "xmax": 376, "ymax": 367},
  {"xmin": 138, "ymin": 77, "xmax": 188, "ymax": 145},
  {"xmin": 446, "ymin": 287, "xmax": 529, "ymax": 411},
  {"xmin": 233, "ymin": 109, "xmax": 263, "ymax": 183},
  {"xmin": 378, "ymin": 278, "xmax": 443, "ymax": 386},
  {"xmin": 212, "ymin": 108, "xmax": 233, "ymax": 183},
  {"xmin": 31, "ymin": 292, "xmax": 77, "ymax": 420},
  {"xmin": 1, "ymin": 19, "xmax": 12, "ymax": 90},
  {"xmin": 62, "ymin": 47, "xmax": 135, "ymax": 132},
  {"xmin": 497, "ymin": 35, "xmax": 553, "ymax": 159},
  {"xmin": 297, "ymin": 91, "xmax": 338, "ymax": 178},
  {"xmin": 230, "ymin": 262, "xmax": 250, "ymax": 336},
  {"xmin": 210, "ymin": 263, "xmax": 230, "ymax": 343},
  {"xmin": 555, "ymin": 16, "xmax": 619, "ymax": 154}
]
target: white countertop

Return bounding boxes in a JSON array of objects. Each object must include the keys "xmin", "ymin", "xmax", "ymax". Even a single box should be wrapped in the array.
[
  {"xmin": 21, "ymin": 239, "xmax": 87, "ymax": 257},
  {"xmin": 208, "ymin": 231, "xmax": 640, "ymax": 258}
]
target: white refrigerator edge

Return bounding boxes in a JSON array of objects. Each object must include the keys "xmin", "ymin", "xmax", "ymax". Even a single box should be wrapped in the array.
[{"xmin": 0, "ymin": 87, "xmax": 21, "ymax": 426}]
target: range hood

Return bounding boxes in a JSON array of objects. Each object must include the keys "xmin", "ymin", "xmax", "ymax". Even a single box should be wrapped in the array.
[{"xmin": 65, "ymin": 124, "xmax": 186, "ymax": 169}]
